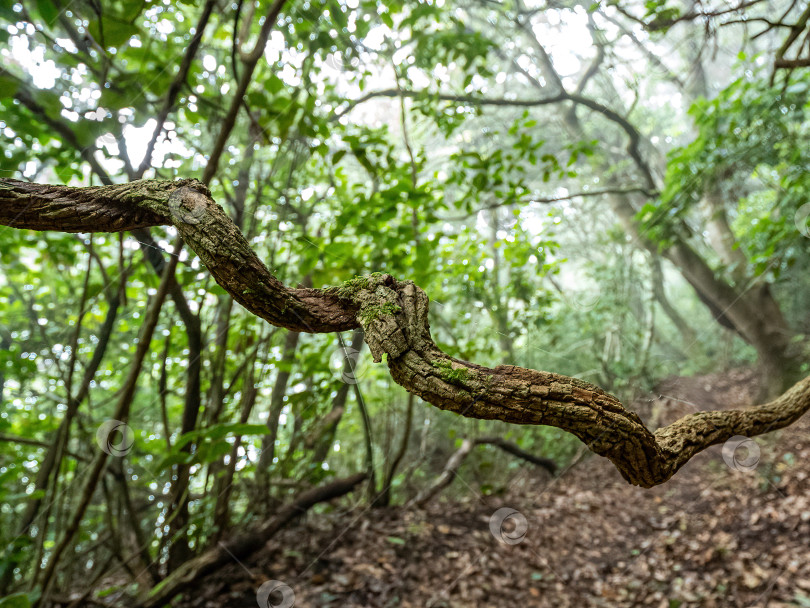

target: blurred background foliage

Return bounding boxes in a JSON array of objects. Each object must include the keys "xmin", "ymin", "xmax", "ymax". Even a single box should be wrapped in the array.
[{"xmin": 0, "ymin": 0, "xmax": 809, "ymax": 602}]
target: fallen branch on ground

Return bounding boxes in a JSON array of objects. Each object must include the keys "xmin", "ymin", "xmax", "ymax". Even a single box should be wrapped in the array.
[
  {"xmin": 408, "ymin": 437, "xmax": 556, "ymax": 508},
  {"xmin": 476, "ymin": 437, "xmax": 557, "ymax": 475},
  {"xmin": 139, "ymin": 472, "xmax": 367, "ymax": 608}
]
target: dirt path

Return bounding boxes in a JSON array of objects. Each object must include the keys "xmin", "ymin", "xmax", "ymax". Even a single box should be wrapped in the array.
[{"xmin": 171, "ymin": 370, "xmax": 810, "ymax": 607}]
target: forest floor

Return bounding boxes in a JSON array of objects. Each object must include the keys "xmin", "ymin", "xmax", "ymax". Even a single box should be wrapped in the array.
[{"xmin": 173, "ymin": 369, "xmax": 810, "ymax": 608}]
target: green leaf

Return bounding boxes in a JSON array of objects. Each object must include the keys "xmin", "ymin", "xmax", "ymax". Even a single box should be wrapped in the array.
[
  {"xmin": 0, "ymin": 75, "xmax": 19, "ymax": 99},
  {"xmin": 0, "ymin": 593, "xmax": 33, "ymax": 608},
  {"xmin": 33, "ymin": 0, "xmax": 59, "ymax": 26},
  {"xmin": 89, "ymin": 16, "xmax": 139, "ymax": 48},
  {"xmin": 205, "ymin": 422, "xmax": 269, "ymax": 441},
  {"xmin": 332, "ymin": 149, "xmax": 347, "ymax": 165}
]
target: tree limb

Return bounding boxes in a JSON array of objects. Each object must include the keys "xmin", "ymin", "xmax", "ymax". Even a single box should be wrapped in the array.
[
  {"xmin": 475, "ymin": 436, "xmax": 557, "ymax": 475},
  {"xmin": 439, "ymin": 187, "xmax": 657, "ymax": 220},
  {"xmin": 335, "ymin": 88, "xmax": 657, "ymax": 192},
  {"xmin": 2, "ymin": 178, "xmax": 809, "ymax": 489},
  {"xmin": 135, "ymin": 0, "xmax": 217, "ymax": 177},
  {"xmin": 407, "ymin": 436, "xmax": 556, "ymax": 508}
]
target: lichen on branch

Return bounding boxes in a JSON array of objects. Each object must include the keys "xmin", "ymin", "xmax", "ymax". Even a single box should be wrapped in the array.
[{"xmin": 2, "ymin": 176, "xmax": 809, "ymax": 488}]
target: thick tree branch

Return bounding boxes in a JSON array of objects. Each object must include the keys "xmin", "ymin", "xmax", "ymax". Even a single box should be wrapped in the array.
[{"xmin": 2, "ymin": 178, "xmax": 809, "ymax": 488}]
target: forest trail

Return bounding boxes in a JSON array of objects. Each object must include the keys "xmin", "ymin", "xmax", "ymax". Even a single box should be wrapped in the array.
[
  {"xmin": 163, "ymin": 369, "xmax": 810, "ymax": 608},
  {"xmin": 7, "ymin": 5, "xmax": 810, "ymax": 606}
]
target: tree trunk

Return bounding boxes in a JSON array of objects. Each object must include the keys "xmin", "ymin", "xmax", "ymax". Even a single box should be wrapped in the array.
[
  {"xmin": 309, "ymin": 330, "xmax": 366, "ymax": 466},
  {"xmin": 515, "ymin": 25, "xmax": 798, "ymax": 397},
  {"xmin": 255, "ymin": 329, "xmax": 301, "ymax": 495}
]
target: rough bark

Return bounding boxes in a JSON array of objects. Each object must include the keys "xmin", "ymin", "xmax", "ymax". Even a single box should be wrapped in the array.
[{"xmin": 2, "ymin": 178, "xmax": 810, "ymax": 488}]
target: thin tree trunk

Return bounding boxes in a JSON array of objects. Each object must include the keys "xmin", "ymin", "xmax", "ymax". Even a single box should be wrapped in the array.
[
  {"xmin": 310, "ymin": 330, "xmax": 366, "ymax": 465},
  {"xmin": 34, "ymin": 239, "xmax": 181, "ymax": 607},
  {"xmin": 0, "ymin": 291, "xmax": 122, "ymax": 594},
  {"xmin": 255, "ymin": 329, "xmax": 301, "ymax": 495},
  {"xmin": 131, "ymin": 229, "xmax": 204, "ymax": 571},
  {"xmin": 164, "ymin": 312, "xmax": 203, "ymax": 570},
  {"xmin": 377, "ymin": 392, "xmax": 414, "ymax": 506},
  {"xmin": 0, "ymin": 327, "xmax": 9, "ymax": 405},
  {"xmin": 341, "ymin": 333, "xmax": 377, "ymax": 502},
  {"xmin": 108, "ymin": 457, "xmax": 160, "ymax": 584},
  {"xmin": 212, "ymin": 357, "xmax": 260, "ymax": 542},
  {"xmin": 650, "ymin": 257, "xmax": 697, "ymax": 349},
  {"xmin": 205, "ymin": 296, "xmax": 234, "ymax": 426}
]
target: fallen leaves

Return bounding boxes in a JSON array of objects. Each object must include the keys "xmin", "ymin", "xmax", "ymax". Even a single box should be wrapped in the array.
[{"xmin": 168, "ymin": 369, "xmax": 810, "ymax": 607}]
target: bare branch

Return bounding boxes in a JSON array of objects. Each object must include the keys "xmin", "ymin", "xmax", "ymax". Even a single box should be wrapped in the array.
[
  {"xmin": 335, "ymin": 88, "xmax": 657, "ymax": 192},
  {"xmin": 136, "ymin": 0, "xmax": 217, "ymax": 177},
  {"xmin": 440, "ymin": 187, "xmax": 657, "ymax": 220},
  {"xmin": 408, "ymin": 435, "xmax": 556, "ymax": 508},
  {"xmin": 202, "ymin": 0, "xmax": 288, "ymax": 185},
  {"xmin": 614, "ymin": 0, "xmax": 767, "ymax": 31}
]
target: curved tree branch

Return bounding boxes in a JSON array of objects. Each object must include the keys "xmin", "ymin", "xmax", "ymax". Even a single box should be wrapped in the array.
[
  {"xmin": 334, "ymin": 88, "xmax": 657, "ymax": 192},
  {"xmin": 2, "ymin": 177, "xmax": 809, "ymax": 488}
]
